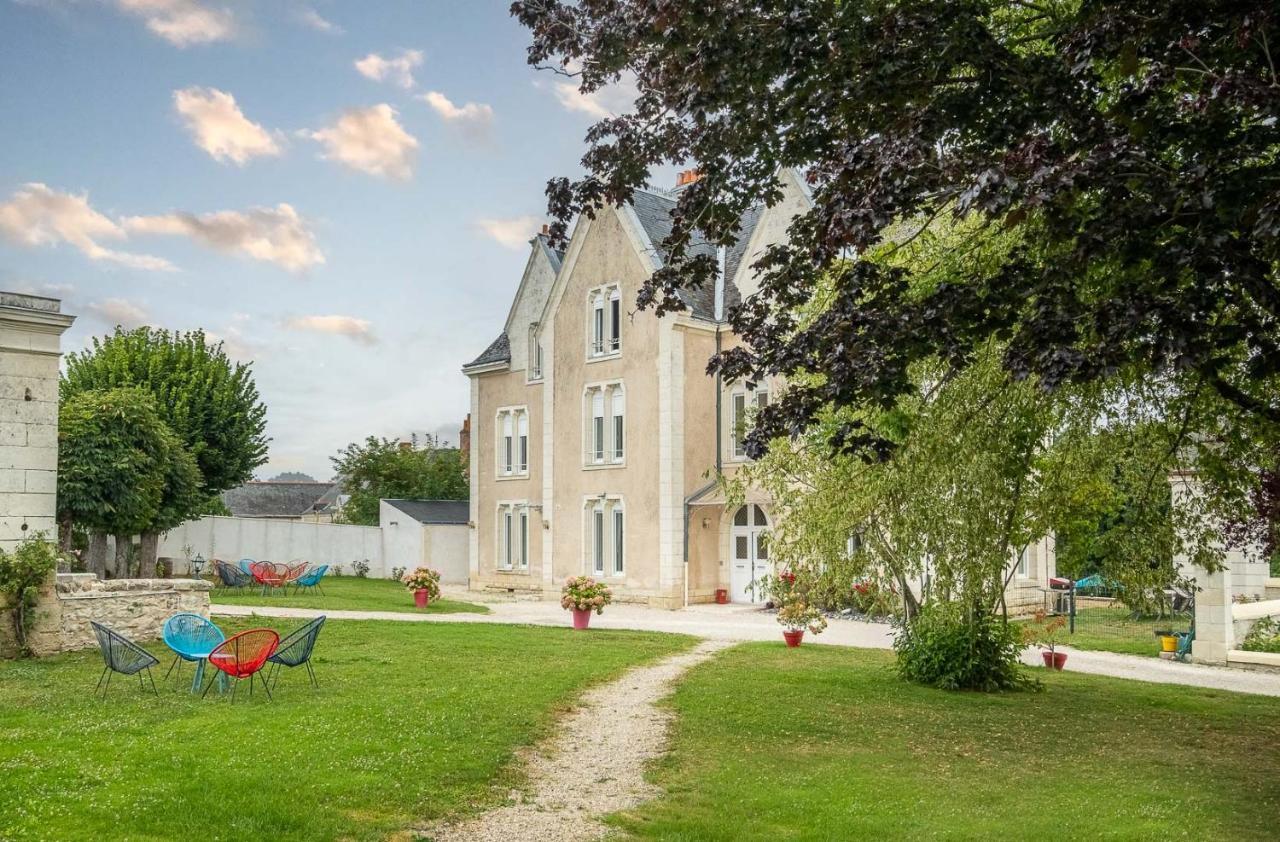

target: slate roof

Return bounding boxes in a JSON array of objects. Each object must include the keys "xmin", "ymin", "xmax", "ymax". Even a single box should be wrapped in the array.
[
  {"xmin": 221, "ymin": 481, "xmax": 338, "ymax": 518},
  {"xmin": 464, "ymin": 331, "xmax": 511, "ymax": 369},
  {"xmin": 536, "ymin": 232, "xmax": 565, "ymax": 274},
  {"xmin": 384, "ymin": 499, "xmax": 470, "ymax": 525}
]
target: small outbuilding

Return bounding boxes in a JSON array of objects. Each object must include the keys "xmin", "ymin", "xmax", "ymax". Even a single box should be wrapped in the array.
[{"xmin": 378, "ymin": 499, "xmax": 470, "ymax": 585}]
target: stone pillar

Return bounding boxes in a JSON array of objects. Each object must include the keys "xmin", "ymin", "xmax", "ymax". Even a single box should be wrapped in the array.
[{"xmin": 0, "ymin": 292, "xmax": 75, "ymax": 552}]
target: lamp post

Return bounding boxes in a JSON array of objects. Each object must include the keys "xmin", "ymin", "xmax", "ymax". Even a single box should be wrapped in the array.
[{"xmin": 190, "ymin": 553, "xmax": 206, "ymax": 578}]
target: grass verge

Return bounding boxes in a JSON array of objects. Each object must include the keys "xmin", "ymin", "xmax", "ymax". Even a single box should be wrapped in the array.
[{"xmin": 210, "ymin": 575, "xmax": 489, "ymax": 614}]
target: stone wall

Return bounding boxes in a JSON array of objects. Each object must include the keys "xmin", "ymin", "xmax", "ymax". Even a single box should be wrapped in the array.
[{"xmin": 0, "ymin": 573, "xmax": 212, "ymax": 658}]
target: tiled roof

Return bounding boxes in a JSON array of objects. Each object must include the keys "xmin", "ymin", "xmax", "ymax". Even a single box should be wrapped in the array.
[
  {"xmin": 535, "ymin": 232, "xmax": 565, "ymax": 274},
  {"xmin": 384, "ymin": 499, "xmax": 470, "ymax": 525},
  {"xmin": 221, "ymin": 481, "xmax": 338, "ymax": 518},
  {"xmin": 464, "ymin": 331, "xmax": 510, "ymax": 368}
]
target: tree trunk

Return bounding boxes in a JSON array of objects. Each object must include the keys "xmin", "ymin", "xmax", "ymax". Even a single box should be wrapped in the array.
[
  {"xmin": 138, "ymin": 532, "xmax": 159, "ymax": 578},
  {"xmin": 87, "ymin": 532, "xmax": 108, "ymax": 579},
  {"xmin": 114, "ymin": 534, "xmax": 132, "ymax": 579},
  {"xmin": 57, "ymin": 512, "xmax": 74, "ymax": 553}
]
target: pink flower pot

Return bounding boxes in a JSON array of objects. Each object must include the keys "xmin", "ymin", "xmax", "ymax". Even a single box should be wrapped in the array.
[
  {"xmin": 414, "ymin": 589, "xmax": 430, "ymax": 609},
  {"xmin": 1042, "ymin": 650, "xmax": 1067, "ymax": 670},
  {"xmin": 783, "ymin": 629, "xmax": 804, "ymax": 647},
  {"xmin": 572, "ymin": 608, "xmax": 592, "ymax": 630}
]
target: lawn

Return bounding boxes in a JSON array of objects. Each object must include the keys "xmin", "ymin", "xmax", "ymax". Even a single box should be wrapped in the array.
[
  {"xmin": 210, "ymin": 574, "xmax": 490, "ymax": 614},
  {"xmin": 0, "ymin": 619, "xmax": 692, "ymax": 841},
  {"xmin": 613, "ymin": 644, "xmax": 1280, "ymax": 841}
]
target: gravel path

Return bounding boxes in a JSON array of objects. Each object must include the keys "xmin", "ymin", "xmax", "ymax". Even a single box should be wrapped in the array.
[{"xmin": 417, "ymin": 639, "xmax": 733, "ymax": 842}]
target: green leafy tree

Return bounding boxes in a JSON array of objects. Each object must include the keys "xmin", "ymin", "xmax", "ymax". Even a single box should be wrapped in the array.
[
  {"xmin": 0, "ymin": 533, "xmax": 61, "ymax": 656},
  {"xmin": 62, "ymin": 328, "xmax": 269, "ymax": 571},
  {"xmin": 56, "ymin": 388, "xmax": 190, "ymax": 577},
  {"xmin": 331, "ymin": 436, "xmax": 467, "ymax": 526}
]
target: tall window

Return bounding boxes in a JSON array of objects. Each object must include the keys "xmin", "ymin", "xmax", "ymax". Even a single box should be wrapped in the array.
[
  {"xmin": 731, "ymin": 388, "xmax": 769, "ymax": 458},
  {"xmin": 496, "ymin": 408, "xmax": 529, "ymax": 477},
  {"xmin": 529, "ymin": 326, "xmax": 543, "ymax": 380},
  {"xmin": 611, "ymin": 389, "xmax": 625, "ymax": 461},
  {"xmin": 585, "ymin": 497, "xmax": 625, "ymax": 576},
  {"xmin": 497, "ymin": 503, "xmax": 530, "ymax": 570},
  {"xmin": 591, "ymin": 390, "xmax": 605, "ymax": 463},
  {"xmin": 613, "ymin": 506, "xmax": 624, "ymax": 574},
  {"xmin": 517, "ymin": 413, "xmax": 529, "ymax": 473},
  {"xmin": 1017, "ymin": 546, "xmax": 1030, "ymax": 578},
  {"xmin": 584, "ymin": 383, "xmax": 624, "ymax": 466},
  {"xmin": 592, "ymin": 505, "xmax": 605, "ymax": 574},
  {"xmin": 588, "ymin": 284, "xmax": 621, "ymax": 357}
]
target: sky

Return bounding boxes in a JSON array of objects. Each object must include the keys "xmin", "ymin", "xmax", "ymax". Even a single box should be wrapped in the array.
[{"xmin": 0, "ymin": 0, "xmax": 644, "ymax": 481}]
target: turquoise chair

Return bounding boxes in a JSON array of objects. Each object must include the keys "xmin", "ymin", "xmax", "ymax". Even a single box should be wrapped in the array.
[
  {"xmin": 237, "ymin": 559, "xmax": 255, "ymax": 575},
  {"xmin": 162, "ymin": 613, "xmax": 226, "ymax": 693},
  {"xmin": 292, "ymin": 564, "xmax": 329, "ymax": 596}
]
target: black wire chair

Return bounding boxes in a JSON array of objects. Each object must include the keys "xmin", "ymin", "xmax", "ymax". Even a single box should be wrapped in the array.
[
  {"xmin": 213, "ymin": 559, "xmax": 254, "ymax": 592},
  {"xmin": 265, "ymin": 616, "xmax": 326, "ymax": 691},
  {"xmin": 90, "ymin": 621, "xmax": 159, "ymax": 698}
]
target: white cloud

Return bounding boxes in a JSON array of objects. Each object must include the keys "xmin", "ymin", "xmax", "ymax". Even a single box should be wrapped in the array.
[
  {"xmin": 0, "ymin": 183, "xmax": 175, "ymax": 271},
  {"xmin": 88, "ymin": 297, "xmax": 150, "ymax": 329},
  {"xmin": 173, "ymin": 87, "xmax": 282, "ymax": 165},
  {"xmin": 303, "ymin": 104, "xmax": 418, "ymax": 181},
  {"xmin": 544, "ymin": 60, "xmax": 639, "ymax": 119},
  {"xmin": 295, "ymin": 6, "xmax": 341, "ymax": 34},
  {"xmin": 123, "ymin": 203, "xmax": 324, "ymax": 272},
  {"xmin": 116, "ymin": 0, "xmax": 235, "ymax": 47},
  {"xmin": 283, "ymin": 314, "xmax": 376, "ymax": 345},
  {"xmin": 475, "ymin": 215, "xmax": 544, "ymax": 250},
  {"xmin": 354, "ymin": 49, "xmax": 423, "ymax": 89},
  {"xmin": 419, "ymin": 90, "xmax": 493, "ymax": 137}
]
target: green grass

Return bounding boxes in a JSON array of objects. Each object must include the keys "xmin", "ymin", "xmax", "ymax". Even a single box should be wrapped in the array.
[
  {"xmin": 210, "ymin": 575, "xmax": 490, "ymax": 614},
  {"xmin": 612, "ymin": 644, "xmax": 1280, "ymax": 841},
  {"xmin": 1041, "ymin": 605, "xmax": 1192, "ymax": 657},
  {"xmin": 0, "ymin": 619, "xmax": 693, "ymax": 841}
]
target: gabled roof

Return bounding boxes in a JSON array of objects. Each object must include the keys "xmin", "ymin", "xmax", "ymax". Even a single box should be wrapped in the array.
[
  {"xmin": 536, "ymin": 232, "xmax": 565, "ymax": 274},
  {"xmin": 384, "ymin": 499, "xmax": 470, "ymax": 525},
  {"xmin": 464, "ymin": 332, "xmax": 510, "ymax": 369},
  {"xmin": 221, "ymin": 481, "xmax": 338, "ymax": 518}
]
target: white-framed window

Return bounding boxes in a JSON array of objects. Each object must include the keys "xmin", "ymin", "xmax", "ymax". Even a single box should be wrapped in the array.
[
  {"xmin": 584, "ymin": 496, "xmax": 625, "ymax": 577},
  {"xmin": 584, "ymin": 382, "xmax": 624, "ymax": 466},
  {"xmin": 528, "ymin": 325, "xmax": 543, "ymax": 381},
  {"xmin": 1017, "ymin": 545, "xmax": 1030, "ymax": 579},
  {"xmin": 588, "ymin": 283, "xmax": 622, "ymax": 358},
  {"xmin": 517, "ymin": 412, "xmax": 529, "ymax": 473},
  {"xmin": 730, "ymin": 386, "xmax": 769, "ymax": 459},
  {"xmin": 497, "ymin": 503, "xmax": 530, "ymax": 570},
  {"xmin": 495, "ymin": 407, "xmax": 529, "ymax": 477}
]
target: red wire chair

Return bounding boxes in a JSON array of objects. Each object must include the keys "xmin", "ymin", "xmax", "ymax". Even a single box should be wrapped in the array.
[
  {"xmin": 202, "ymin": 628, "xmax": 279, "ymax": 702},
  {"xmin": 250, "ymin": 561, "xmax": 287, "ymax": 595},
  {"xmin": 284, "ymin": 561, "xmax": 309, "ymax": 593}
]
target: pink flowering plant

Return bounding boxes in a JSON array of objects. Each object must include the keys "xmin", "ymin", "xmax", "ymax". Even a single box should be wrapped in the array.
[
  {"xmin": 561, "ymin": 575, "xmax": 613, "ymax": 615},
  {"xmin": 777, "ymin": 596, "xmax": 828, "ymax": 635},
  {"xmin": 401, "ymin": 567, "xmax": 441, "ymax": 599}
]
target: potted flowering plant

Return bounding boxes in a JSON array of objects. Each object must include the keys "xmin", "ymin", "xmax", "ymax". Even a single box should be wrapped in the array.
[
  {"xmin": 561, "ymin": 575, "xmax": 613, "ymax": 630},
  {"xmin": 402, "ymin": 567, "xmax": 441, "ymax": 608},
  {"xmin": 777, "ymin": 596, "xmax": 827, "ymax": 647},
  {"xmin": 1023, "ymin": 609, "xmax": 1068, "ymax": 669}
]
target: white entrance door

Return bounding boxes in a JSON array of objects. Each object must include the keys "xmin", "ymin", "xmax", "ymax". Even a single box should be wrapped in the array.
[{"xmin": 730, "ymin": 504, "xmax": 771, "ymax": 603}]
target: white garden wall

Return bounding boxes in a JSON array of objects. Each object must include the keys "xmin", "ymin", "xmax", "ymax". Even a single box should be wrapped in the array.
[{"xmin": 159, "ymin": 516, "xmax": 385, "ymax": 576}]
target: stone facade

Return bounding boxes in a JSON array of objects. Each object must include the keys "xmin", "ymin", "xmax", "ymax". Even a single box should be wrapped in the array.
[
  {"xmin": 0, "ymin": 573, "xmax": 212, "ymax": 658},
  {"xmin": 0, "ymin": 292, "xmax": 75, "ymax": 552}
]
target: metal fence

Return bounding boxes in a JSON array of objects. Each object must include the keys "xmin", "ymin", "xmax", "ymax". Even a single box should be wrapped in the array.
[{"xmin": 1043, "ymin": 586, "xmax": 1193, "ymax": 657}]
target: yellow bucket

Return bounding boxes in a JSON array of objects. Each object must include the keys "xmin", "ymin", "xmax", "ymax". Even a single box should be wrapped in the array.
[{"xmin": 1160, "ymin": 635, "xmax": 1178, "ymax": 652}]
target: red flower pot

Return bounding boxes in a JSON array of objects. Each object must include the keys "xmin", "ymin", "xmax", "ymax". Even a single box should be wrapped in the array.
[
  {"xmin": 715, "ymin": 588, "xmax": 729, "ymax": 605},
  {"xmin": 1041, "ymin": 650, "xmax": 1067, "ymax": 670},
  {"xmin": 414, "ymin": 589, "xmax": 430, "ymax": 609},
  {"xmin": 783, "ymin": 629, "xmax": 804, "ymax": 647},
  {"xmin": 572, "ymin": 608, "xmax": 592, "ymax": 630}
]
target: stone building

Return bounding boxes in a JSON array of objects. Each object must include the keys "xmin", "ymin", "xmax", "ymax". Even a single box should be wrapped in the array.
[{"xmin": 0, "ymin": 292, "xmax": 74, "ymax": 551}]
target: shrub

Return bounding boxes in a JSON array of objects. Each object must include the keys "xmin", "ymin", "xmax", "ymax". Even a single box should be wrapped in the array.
[
  {"xmin": 0, "ymin": 534, "xmax": 60, "ymax": 655},
  {"xmin": 351, "ymin": 559, "xmax": 370, "ymax": 578},
  {"xmin": 561, "ymin": 576, "xmax": 613, "ymax": 614},
  {"xmin": 401, "ymin": 567, "xmax": 441, "ymax": 600},
  {"xmin": 894, "ymin": 602, "xmax": 1032, "ymax": 692},
  {"xmin": 1241, "ymin": 617, "xmax": 1280, "ymax": 654},
  {"xmin": 390, "ymin": 566, "xmax": 406, "ymax": 581}
]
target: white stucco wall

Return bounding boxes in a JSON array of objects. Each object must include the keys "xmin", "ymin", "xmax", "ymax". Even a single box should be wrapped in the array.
[
  {"xmin": 378, "ymin": 500, "xmax": 469, "ymax": 584},
  {"xmin": 159, "ymin": 516, "xmax": 385, "ymax": 576}
]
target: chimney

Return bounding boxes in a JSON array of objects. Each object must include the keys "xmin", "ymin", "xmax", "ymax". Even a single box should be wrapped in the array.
[
  {"xmin": 540, "ymin": 223, "xmax": 550, "ymax": 235},
  {"xmin": 398, "ymin": 440, "xmax": 412, "ymax": 452},
  {"xmin": 675, "ymin": 169, "xmax": 702, "ymax": 188}
]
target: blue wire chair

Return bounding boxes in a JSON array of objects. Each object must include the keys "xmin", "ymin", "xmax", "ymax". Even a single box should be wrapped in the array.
[
  {"xmin": 90, "ymin": 621, "xmax": 159, "ymax": 698},
  {"xmin": 237, "ymin": 558, "xmax": 255, "ymax": 575},
  {"xmin": 266, "ymin": 616, "xmax": 326, "ymax": 690},
  {"xmin": 292, "ymin": 564, "xmax": 329, "ymax": 596},
  {"xmin": 214, "ymin": 559, "xmax": 253, "ymax": 592},
  {"xmin": 162, "ymin": 613, "xmax": 226, "ymax": 688}
]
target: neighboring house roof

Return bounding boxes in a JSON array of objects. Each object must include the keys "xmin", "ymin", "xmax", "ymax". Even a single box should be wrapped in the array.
[
  {"xmin": 221, "ymin": 481, "xmax": 338, "ymax": 518},
  {"xmin": 384, "ymin": 499, "xmax": 470, "ymax": 525},
  {"xmin": 464, "ymin": 331, "xmax": 511, "ymax": 369},
  {"xmin": 536, "ymin": 231, "xmax": 565, "ymax": 274}
]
